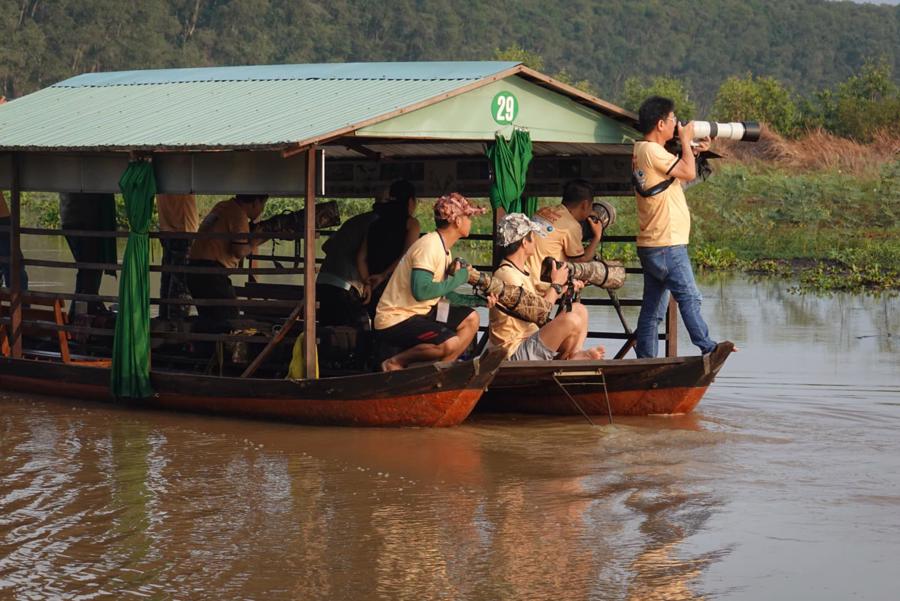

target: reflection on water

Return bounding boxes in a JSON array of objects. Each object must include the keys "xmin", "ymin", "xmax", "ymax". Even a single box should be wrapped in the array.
[{"xmin": 2, "ymin": 270, "xmax": 899, "ymax": 599}]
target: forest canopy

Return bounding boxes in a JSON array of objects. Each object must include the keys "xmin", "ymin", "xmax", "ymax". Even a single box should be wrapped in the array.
[{"xmin": 1, "ymin": 0, "xmax": 898, "ymax": 139}]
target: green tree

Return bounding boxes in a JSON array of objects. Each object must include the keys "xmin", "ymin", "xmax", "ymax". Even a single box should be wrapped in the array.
[
  {"xmin": 493, "ymin": 44, "xmax": 544, "ymax": 71},
  {"xmin": 712, "ymin": 74, "xmax": 800, "ymax": 136},
  {"xmin": 620, "ymin": 76, "xmax": 696, "ymax": 120},
  {"xmin": 830, "ymin": 60, "xmax": 900, "ymax": 141}
]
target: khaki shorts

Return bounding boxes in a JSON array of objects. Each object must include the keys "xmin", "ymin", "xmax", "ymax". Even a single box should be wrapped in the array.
[{"xmin": 509, "ymin": 330, "xmax": 556, "ymax": 361}]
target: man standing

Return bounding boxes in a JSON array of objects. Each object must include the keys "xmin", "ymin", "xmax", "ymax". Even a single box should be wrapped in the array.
[
  {"xmin": 374, "ymin": 193, "xmax": 491, "ymax": 372},
  {"xmin": 632, "ymin": 96, "xmax": 726, "ymax": 357},
  {"xmin": 523, "ymin": 179, "xmax": 604, "ymax": 283},
  {"xmin": 156, "ymin": 194, "xmax": 198, "ymax": 320},
  {"xmin": 187, "ymin": 194, "xmax": 268, "ymax": 325},
  {"xmin": 489, "ymin": 213, "xmax": 604, "ymax": 361},
  {"xmin": 59, "ymin": 192, "xmax": 117, "ymax": 316}
]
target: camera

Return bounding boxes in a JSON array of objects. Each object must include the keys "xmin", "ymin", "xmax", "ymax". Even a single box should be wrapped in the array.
[
  {"xmin": 254, "ymin": 200, "xmax": 340, "ymax": 236},
  {"xmin": 582, "ymin": 200, "xmax": 617, "ymax": 242},
  {"xmin": 680, "ymin": 120, "xmax": 761, "ymax": 142},
  {"xmin": 540, "ymin": 257, "xmax": 626, "ymax": 290}
]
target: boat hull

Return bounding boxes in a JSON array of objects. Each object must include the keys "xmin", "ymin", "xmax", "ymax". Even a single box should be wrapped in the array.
[
  {"xmin": 479, "ymin": 342, "xmax": 733, "ymax": 416},
  {"xmin": 0, "ymin": 349, "xmax": 505, "ymax": 427}
]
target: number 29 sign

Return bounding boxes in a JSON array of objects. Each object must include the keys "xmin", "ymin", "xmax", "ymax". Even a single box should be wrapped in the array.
[{"xmin": 491, "ymin": 91, "xmax": 519, "ymax": 125}]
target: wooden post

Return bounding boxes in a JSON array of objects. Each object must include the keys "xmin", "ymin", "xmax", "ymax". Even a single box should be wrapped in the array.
[
  {"xmin": 303, "ymin": 147, "xmax": 317, "ymax": 378},
  {"xmin": 491, "ymin": 206, "xmax": 505, "ymax": 268},
  {"xmin": 665, "ymin": 296, "xmax": 678, "ymax": 357},
  {"xmin": 9, "ymin": 153, "xmax": 22, "ymax": 358}
]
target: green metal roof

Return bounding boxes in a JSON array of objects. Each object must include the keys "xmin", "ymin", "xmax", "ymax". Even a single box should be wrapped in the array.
[{"xmin": 0, "ymin": 62, "xmax": 521, "ymax": 151}]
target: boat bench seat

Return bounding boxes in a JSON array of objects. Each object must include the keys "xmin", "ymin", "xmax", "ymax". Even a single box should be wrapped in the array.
[{"xmin": 0, "ymin": 293, "xmax": 110, "ymax": 366}]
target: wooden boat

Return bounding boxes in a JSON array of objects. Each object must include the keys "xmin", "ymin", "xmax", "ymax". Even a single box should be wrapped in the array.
[
  {"xmin": 479, "ymin": 342, "xmax": 734, "ymax": 416},
  {"xmin": 0, "ymin": 348, "xmax": 506, "ymax": 427}
]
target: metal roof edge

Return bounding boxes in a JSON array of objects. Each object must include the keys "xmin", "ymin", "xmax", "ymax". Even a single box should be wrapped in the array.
[
  {"xmin": 513, "ymin": 65, "xmax": 638, "ymax": 125},
  {"xmin": 53, "ymin": 61, "xmax": 523, "ymax": 88},
  {"xmin": 280, "ymin": 64, "xmax": 527, "ymax": 157}
]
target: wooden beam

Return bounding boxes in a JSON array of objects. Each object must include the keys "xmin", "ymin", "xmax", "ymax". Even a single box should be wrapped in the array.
[
  {"xmin": 665, "ymin": 296, "xmax": 678, "ymax": 357},
  {"xmin": 240, "ymin": 303, "xmax": 303, "ymax": 378},
  {"xmin": 9, "ymin": 153, "xmax": 22, "ymax": 358},
  {"xmin": 345, "ymin": 142, "xmax": 382, "ymax": 160},
  {"xmin": 304, "ymin": 147, "xmax": 318, "ymax": 378}
]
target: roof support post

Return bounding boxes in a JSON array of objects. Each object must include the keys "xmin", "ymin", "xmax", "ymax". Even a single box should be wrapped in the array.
[
  {"xmin": 9, "ymin": 153, "xmax": 22, "ymax": 358},
  {"xmin": 304, "ymin": 146, "xmax": 318, "ymax": 377},
  {"xmin": 665, "ymin": 296, "xmax": 678, "ymax": 358}
]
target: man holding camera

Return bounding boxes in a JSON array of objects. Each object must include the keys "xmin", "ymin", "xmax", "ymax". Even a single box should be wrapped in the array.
[
  {"xmin": 187, "ymin": 194, "xmax": 269, "ymax": 324},
  {"xmin": 632, "ymin": 96, "xmax": 724, "ymax": 358},
  {"xmin": 489, "ymin": 213, "xmax": 605, "ymax": 361},
  {"xmin": 524, "ymin": 179, "xmax": 604, "ymax": 286},
  {"xmin": 374, "ymin": 193, "xmax": 493, "ymax": 372}
]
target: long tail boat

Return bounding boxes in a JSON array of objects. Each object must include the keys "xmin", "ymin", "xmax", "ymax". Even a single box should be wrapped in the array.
[
  {"xmin": 0, "ymin": 349, "xmax": 505, "ymax": 427},
  {"xmin": 0, "ymin": 62, "xmax": 732, "ymax": 424},
  {"xmin": 480, "ymin": 342, "xmax": 734, "ymax": 417}
]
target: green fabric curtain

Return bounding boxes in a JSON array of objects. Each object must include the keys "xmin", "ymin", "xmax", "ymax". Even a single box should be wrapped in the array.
[
  {"xmin": 486, "ymin": 129, "xmax": 536, "ymax": 216},
  {"xmin": 111, "ymin": 161, "xmax": 156, "ymax": 398}
]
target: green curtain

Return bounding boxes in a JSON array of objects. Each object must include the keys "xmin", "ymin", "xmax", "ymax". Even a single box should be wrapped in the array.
[
  {"xmin": 111, "ymin": 161, "xmax": 156, "ymax": 398},
  {"xmin": 486, "ymin": 129, "xmax": 536, "ymax": 216}
]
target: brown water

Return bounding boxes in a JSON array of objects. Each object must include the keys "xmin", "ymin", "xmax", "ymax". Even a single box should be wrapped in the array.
[{"xmin": 2, "ymin": 241, "xmax": 899, "ymax": 600}]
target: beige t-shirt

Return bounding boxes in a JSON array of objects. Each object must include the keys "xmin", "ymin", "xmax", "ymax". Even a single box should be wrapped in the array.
[
  {"xmin": 633, "ymin": 141, "xmax": 691, "ymax": 247},
  {"xmin": 157, "ymin": 194, "xmax": 199, "ymax": 233},
  {"xmin": 374, "ymin": 232, "xmax": 452, "ymax": 330},
  {"xmin": 524, "ymin": 204, "xmax": 584, "ymax": 287},
  {"xmin": 488, "ymin": 261, "xmax": 541, "ymax": 357},
  {"xmin": 188, "ymin": 199, "xmax": 250, "ymax": 269},
  {"xmin": 0, "ymin": 191, "xmax": 9, "ymax": 218}
]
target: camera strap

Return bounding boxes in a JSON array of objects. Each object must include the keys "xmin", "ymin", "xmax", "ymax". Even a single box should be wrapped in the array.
[{"xmin": 632, "ymin": 173, "xmax": 676, "ymax": 198}]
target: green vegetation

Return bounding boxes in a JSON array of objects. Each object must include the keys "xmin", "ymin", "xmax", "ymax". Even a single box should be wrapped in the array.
[
  {"xmin": 2, "ymin": 0, "xmax": 898, "ymax": 119},
  {"xmin": 15, "ymin": 160, "xmax": 899, "ymax": 294},
  {"xmin": 666, "ymin": 160, "xmax": 899, "ymax": 293}
]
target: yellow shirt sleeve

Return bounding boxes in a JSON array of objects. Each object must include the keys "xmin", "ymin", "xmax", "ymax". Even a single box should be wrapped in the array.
[
  {"xmin": 563, "ymin": 223, "xmax": 584, "ymax": 258},
  {"xmin": 409, "ymin": 234, "xmax": 446, "ymax": 278},
  {"xmin": 648, "ymin": 142, "xmax": 679, "ymax": 177}
]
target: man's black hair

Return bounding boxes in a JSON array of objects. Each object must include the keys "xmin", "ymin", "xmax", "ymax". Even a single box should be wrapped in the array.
[
  {"xmin": 235, "ymin": 194, "xmax": 269, "ymax": 204},
  {"xmin": 434, "ymin": 211, "xmax": 450, "ymax": 230},
  {"xmin": 499, "ymin": 232, "xmax": 533, "ymax": 258},
  {"xmin": 561, "ymin": 179, "xmax": 593, "ymax": 207},
  {"xmin": 389, "ymin": 179, "xmax": 416, "ymax": 204},
  {"xmin": 638, "ymin": 96, "xmax": 675, "ymax": 135}
]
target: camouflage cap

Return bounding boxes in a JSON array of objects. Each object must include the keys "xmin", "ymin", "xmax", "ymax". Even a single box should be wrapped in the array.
[
  {"xmin": 496, "ymin": 213, "xmax": 547, "ymax": 247},
  {"xmin": 434, "ymin": 192, "xmax": 487, "ymax": 221}
]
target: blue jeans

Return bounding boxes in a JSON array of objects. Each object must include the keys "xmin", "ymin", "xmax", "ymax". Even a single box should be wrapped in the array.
[{"xmin": 636, "ymin": 245, "xmax": 716, "ymax": 358}]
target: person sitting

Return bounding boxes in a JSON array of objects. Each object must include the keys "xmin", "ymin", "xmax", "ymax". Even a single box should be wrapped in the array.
[
  {"xmin": 489, "ymin": 213, "xmax": 605, "ymax": 361},
  {"xmin": 358, "ymin": 179, "xmax": 421, "ymax": 319},
  {"xmin": 524, "ymin": 179, "xmax": 604, "ymax": 284},
  {"xmin": 186, "ymin": 194, "xmax": 268, "ymax": 326},
  {"xmin": 374, "ymin": 193, "xmax": 493, "ymax": 372},
  {"xmin": 315, "ymin": 198, "xmax": 379, "ymax": 330}
]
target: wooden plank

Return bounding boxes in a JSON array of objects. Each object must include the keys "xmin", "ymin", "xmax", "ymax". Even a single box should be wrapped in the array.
[
  {"xmin": 240, "ymin": 304, "xmax": 303, "ymax": 378},
  {"xmin": 304, "ymin": 147, "xmax": 317, "ymax": 378},
  {"xmin": 52, "ymin": 299, "xmax": 71, "ymax": 363},
  {"xmin": 9, "ymin": 154, "xmax": 22, "ymax": 358}
]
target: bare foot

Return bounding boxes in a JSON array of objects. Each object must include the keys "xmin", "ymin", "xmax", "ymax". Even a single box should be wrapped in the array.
[
  {"xmin": 381, "ymin": 357, "xmax": 405, "ymax": 372},
  {"xmin": 570, "ymin": 346, "xmax": 605, "ymax": 360}
]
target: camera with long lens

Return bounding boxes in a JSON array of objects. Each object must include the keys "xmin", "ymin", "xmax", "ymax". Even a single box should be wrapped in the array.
[
  {"xmin": 447, "ymin": 259, "xmax": 553, "ymax": 325},
  {"xmin": 539, "ymin": 257, "xmax": 626, "ymax": 290},
  {"xmin": 581, "ymin": 199, "xmax": 617, "ymax": 242},
  {"xmin": 687, "ymin": 120, "xmax": 761, "ymax": 142},
  {"xmin": 254, "ymin": 200, "xmax": 341, "ymax": 237}
]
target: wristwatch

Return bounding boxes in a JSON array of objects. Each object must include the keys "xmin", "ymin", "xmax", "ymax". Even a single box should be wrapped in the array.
[{"xmin": 550, "ymin": 283, "xmax": 564, "ymax": 294}]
